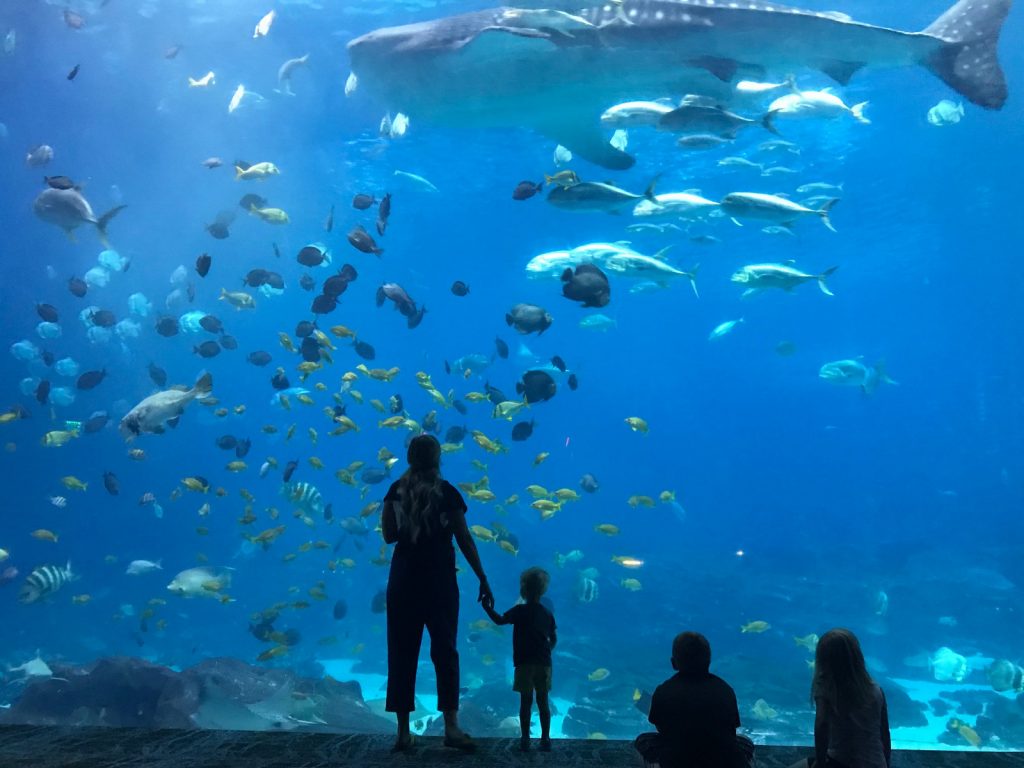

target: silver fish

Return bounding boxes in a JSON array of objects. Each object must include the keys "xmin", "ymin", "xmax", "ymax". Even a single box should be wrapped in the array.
[{"xmin": 119, "ymin": 372, "xmax": 213, "ymax": 440}]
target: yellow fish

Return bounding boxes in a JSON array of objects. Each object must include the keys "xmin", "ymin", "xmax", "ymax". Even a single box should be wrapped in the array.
[
  {"xmin": 659, "ymin": 490, "xmax": 676, "ymax": 503},
  {"xmin": 235, "ymin": 162, "xmax": 280, "ymax": 180},
  {"xmin": 278, "ymin": 333, "xmax": 295, "ymax": 352},
  {"xmin": 492, "ymin": 400, "xmax": 527, "ymax": 420},
  {"xmin": 751, "ymin": 699, "xmax": 778, "ymax": 721},
  {"xmin": 31, "ymin": 529, "xmax": 59, "ymax": 543},
  {"xmin": 612, "ymin": 555, "xmax": 644, "ymax": 569},
  {"xmin": 330, "ymin": 325, "xmax": 357, "ymax": 339},
  {"xmin": 182, "ymin": 477, "xmax": 209, "ymax": 493},
  {"xmin": 741, "ymin": 621, "xmax": 771, "ymax": 634},
  {"xmin": 533, "ymin": 452, "xmax": 550, "ymax": 466},
  {"xmin": 628, "ymin": 495, "xmax": 655, "ymax": 508},
  {"xmin": 588, "ymin": 668, "xmax": 610, "ymax": 682},
  {"xmin": 42, "ymin": 430, "xmax": 78, "ymax": 447},
  {"xmin": 61, "ymin": 476, "xmax": 88, "ymax": 491},
  {"xmin": 499, "ymin": 540, "xmax": 518, "ymax": 556},
  {"xmin": 526, "ymin": 485, "xmax": 550, "ymax": 499},
  {"xmin": 594, "ymin": 523, "xmax": 620, "ymax": 536},
  {"xmin": 620, "ymin": 578, "xmax": 642, "ymax": 591},
  {"xmin": 554, "ymin": 489, "xmax": 581, "ymax": 502},
  {"xmin": 226, "ymin": 461, "xmax": 247, "ymax": 472},
  {"xmin": 219, "ymin": 288, "xmax": 255, "ymax": 310},
  {"xmin": 249, "ymin": 206, "xmax": 290, "ymax": 224},
  {"xmin": 72, "ymin": 594, "xmax": 92, "ymax": 604},
  {"xmin": 624, "ymin": 417, "xmax": 649, "ymax": 434},
  {"xmin": 468, "ymin": 489, "xmax": 496, "ymax": 502},
  {"xmin": 309, "ymin": 457, "xmax": 324, "ymax": 470},
  {"xmin": 531, "ymin": 499, "xmax": 561, "ymax": 513},
  {"xmin": 470, "ymin": 525, "xmax": 497, "ymax": 542}
]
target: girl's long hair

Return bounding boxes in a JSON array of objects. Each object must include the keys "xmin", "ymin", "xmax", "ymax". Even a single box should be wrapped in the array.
[
  {"xmin": 812, "ymin": 628, "xmax": 875, "ymax": 713},
  {"xmin": 394, "ymin": 435, "xmax": 445, "ymax": 544}
]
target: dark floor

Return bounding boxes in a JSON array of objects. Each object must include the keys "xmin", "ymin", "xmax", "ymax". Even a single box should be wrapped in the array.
[{"xmin": 1, "ymin": 726, "xmax": 1022, "ymax": 768}]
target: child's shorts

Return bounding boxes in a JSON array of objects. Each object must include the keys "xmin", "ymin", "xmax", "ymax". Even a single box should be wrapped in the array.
[{"xmin": 513, "ymin": 664, "xmax": 552, "ymax": 694}]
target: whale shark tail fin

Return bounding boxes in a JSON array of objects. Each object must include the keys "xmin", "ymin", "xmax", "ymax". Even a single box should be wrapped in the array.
[{"xmin": 924, "ymin": 0, "xmax": 1010, "ymax": 109}]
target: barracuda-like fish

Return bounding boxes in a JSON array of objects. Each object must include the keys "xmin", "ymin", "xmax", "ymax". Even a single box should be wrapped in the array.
[{"xmin": 346, "ymin": 0, "xmax": 1010, "ymax": 169}]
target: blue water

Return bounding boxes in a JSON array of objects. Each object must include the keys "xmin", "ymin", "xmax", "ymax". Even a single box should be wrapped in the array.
[{"xmin": 1, "ymin": 0, "xmax": 1022, "ymax": 750}]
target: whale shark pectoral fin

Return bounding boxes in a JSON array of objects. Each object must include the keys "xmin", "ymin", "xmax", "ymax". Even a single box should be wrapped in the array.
[
  {"xmin": 689, "ymin": 56, "xmax": 740, "ymax": 83},
  {"xmin": 536, "ymin": 119, "xmax": 635, "ymax": 170},
  {"xmin": 819, "ymin": 59, "xmax": 865, "ymax": 85}
]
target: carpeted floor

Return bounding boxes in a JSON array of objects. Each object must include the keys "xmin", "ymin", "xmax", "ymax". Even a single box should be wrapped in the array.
[{"xmin": 0, "ymin": 726, "xmax": 1021, "ymax": 768}]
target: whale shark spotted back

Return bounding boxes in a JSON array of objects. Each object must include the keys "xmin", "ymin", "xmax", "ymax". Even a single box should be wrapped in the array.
[{"xmin": 347, "ymin": 0, "xmax": 1011, "ymax": 168}]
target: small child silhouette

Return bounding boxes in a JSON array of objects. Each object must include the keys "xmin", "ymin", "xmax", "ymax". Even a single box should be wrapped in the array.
[{"xmin": 483, "ymin": 566, "xmax": 557, "ymax": 751}]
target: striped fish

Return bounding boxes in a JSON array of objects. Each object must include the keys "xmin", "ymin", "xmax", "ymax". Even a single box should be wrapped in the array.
[
  {"xmin": 281, "ymin": 482, "xmax": 324, "ymax": 517},
  {"xmin": 19, "ymin": 562, "xmax": 74, "ymax": 604}
]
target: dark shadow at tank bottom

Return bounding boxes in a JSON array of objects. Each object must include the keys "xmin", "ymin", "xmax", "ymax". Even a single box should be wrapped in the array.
[{"xmin": 1, "ymin": 727, "xmax": 1023, "ymax": 768}]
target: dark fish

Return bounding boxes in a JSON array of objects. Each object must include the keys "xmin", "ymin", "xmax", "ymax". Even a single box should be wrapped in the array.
[
  {"xmin": 452, "ymin": 399, "xmax": 467, "ymax": 415},
  {"xmin": 239, "ymin": 193, "xmax": 268, "ymax": 211},
  {"xmin": 495, "ymin": 337, "xmax": 509, "ymax": 359},
  {"xmin": 333, "ymin": 599, "xmax": 348, "ymax": 620},
  {"xmin": 282, "ymin": 460, "xmax": 298, "ymax": 483},
  {"xmin": 324, "ymin": 503, "xmax": 334, "ymax": 523},
  {"xmin": 506, "ymin": 303, "xmax": 552, "ymax": 335},
  {"xmin": 516, "ymin": 370, "xmax": 557, "ymax": 404},
  {"xmin": 484, "ymin": 381, "xmax": 507, "ymax": 406},
  {"xmin": 776, "ymin": 341, "xmax": 797, "ymax": 357},
  {"xmin": 83, "ymin": 410, "xmax": 109, "ymax": 433},
  {"xmin": 76, "ymin": 369, "xmax": 106, "ymax": 390},
  {"xmin": 235, "ymin": 438, "xmax": 251, "ymax": 458},
  {"xmin": 444, "ymin": 360, "xmax": 451, "ymax": 375},
  {"xmin": 206, "ymin": 221, "xmax": 230, "ymax": 239},
  {"xmin": 406, "ymin": 305, "xmax": 426, "ymax": 329},
  {"xmin": 147, "ymin": 363, "xmax": 167, "ymax": 387},
  {"xmin": 568, "ymin": 373, "xmax": 579, "ymax": 391},
  {"xmin": 199, "ymin": 315, "xmax": 223, "ymax": 334},
  {"xmin": 361, "ymin": 468, "xmax": 389, "ymax": 485},
  {"xmin": 300, "ymin": 336, "xmax": 321, "ymax": 363},
  {"xmin": 370, "ymin": 589, "xmax": 387, "ymax": 614},
  {"xmin": 155, "ymin": 317, "xmax": 179, "ymax": 337},
  {"xmin": 35, "ymin": 380, "xmax": 51, "ymax": 404},
  {"xmin": 450, "ymin": 281, "xmax": 470, "ymax": 297},
  {"xmin": 511, "ymin": 420, "xmax": 535, "ymax": 441},
  {"xmin": 41, "ymin": 351, "xmax": 54, "ymax": 367},
  {"xmin": 271, "ymin": 371, "xmax": 290, "ymax": 390},
  {"xmin": 68, "ymin": 277, "xmax": 87, "ymax": 297},
  {"xmin": 445, "ymin": 425, "xmax": 467, "ymax": 443},
  {"xmin": 265, "ymin": 271, "xmax": 284, "ymax": 290},
  {"xmin": 36, "ymin": 303, "xmax": 59, "ymax": 323},
  {"xmin": 299, "ymin": 274, "xmax": 316, "ymax": 291},
  {"xmin": 247, "ymin": 350, "xmax": 272, "ymax": 366},
  {"xmin": 376, "ymin": 192, "xmax": 392, "ymax": 236},
  {"xmin": 562, "ymin": 264, "xmax": 611, "ymax": 308},
  {"xmin": 243, "ymin": 268, "xmax": 270, "ymax": 288},
  {"xmin": 215, "ymin": 435, "xmax": 238, "ymax": 450},
  {"xmin": 103, "ymin": 471, "xmax": 119, "ymax": 495},
  {"xmin": 89, "ymin": 309, "xmax": 116, "ymax": 328},
  {"xmin": 551, "ymin": 355, "xmax": 567, "ymax": 372},
  {"xmin": 44, "ymin": 176, "xmax": 77, "ymax": 190},
  {"xmin": 512, "ymin": 180, "xmax": 543, "ymax": 200},
  {"xmin": 353, "ymin": 340, "xmax": 375, "ymax": 360},
  {"xmin": 164, "ymin": 44, "xmax": 183, "ymax": 59},
  {"xmin": 219, "ymin": 335, "xmax": 238, "ymax": 350},
  {"xmin": 67, "ymin": 64, "xmax": 80, "ymax": 81},
  {"xmin": 295, "ymin": 321, "xmax": 315, "ymax": 338},
  {"xmin": 580, "ymin": 473, "xmax": 599, "ymax": 493},
  {"xmin": 352, "ymin": 194, "xmax": 375, "ymax": 210},
  {"xmin": 296, "ymin": 245, "xmax": 327, "ymax": 267},
  {"xmin": 195, "ymin": 253, "xmax": 211, "ymax": 277},
  {"xmin": 194, "ymin": 341, "xmax": 221, "ymax": 358},
  {"xmin": 323, "ymin": 265, "xmax": 358, "ymax": 298},
  {"xmin": 348, "ymin": 225, "xmax": 383, "ymax": 256},
  {"xmin": 311, "ymin": 294, "xmax": 337, "ymax": 315},
  {"xmin": 324, "ymin": 205, "xmax": 335, "ymax": 233}
]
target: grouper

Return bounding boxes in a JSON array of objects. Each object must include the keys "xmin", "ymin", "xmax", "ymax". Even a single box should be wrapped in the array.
[
  {"xmin": 119, "ymin": 372, "xmax": 213, "ymax": 440},
  {"xmin": 33, "ymin": 187, "xmax": 126, "ymax": 247},
  {"xmin": 346, "ymin": 0, "xmax": 1011, "ymax": 169}
]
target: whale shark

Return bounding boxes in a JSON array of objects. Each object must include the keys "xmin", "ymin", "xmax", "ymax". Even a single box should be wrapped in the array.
[{"xmin": 346, "ymin": 0, "xmax": 1011, "ymax": 169}]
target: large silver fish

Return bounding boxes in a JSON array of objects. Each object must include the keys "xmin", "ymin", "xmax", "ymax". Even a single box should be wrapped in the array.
[
  {"xmin": 346, "ymin": 0, "xmax": 1010, "ymax": 169},
  {"xmin": 119, "ymin": 372, "xmax": 213, "ymax": 440},
  {"xmin": 33, "ymin": 187, "xmax": 126, "ymax": 246}
]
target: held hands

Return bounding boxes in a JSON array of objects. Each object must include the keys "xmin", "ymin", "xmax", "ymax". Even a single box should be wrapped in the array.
[{"xmin": 478, "ymin": 577, "xmax": 494, "ymax": 608}]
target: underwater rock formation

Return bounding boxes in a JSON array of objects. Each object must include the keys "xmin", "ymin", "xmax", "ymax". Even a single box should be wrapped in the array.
[{"xmin": 0, "ymin": 656, "xmax": 392, "ymax": 733}]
